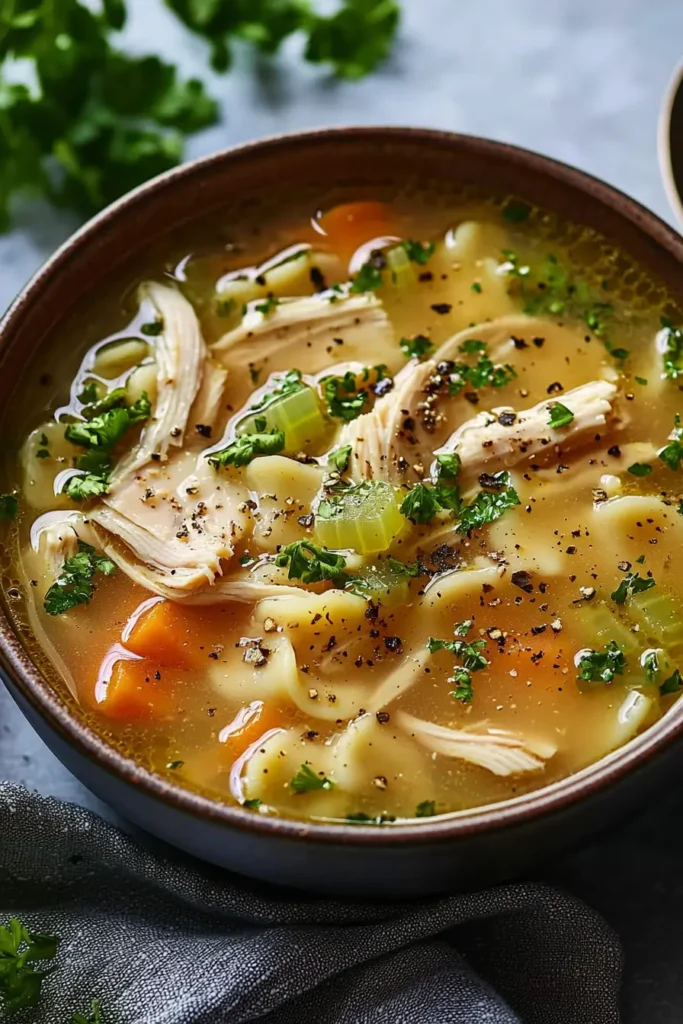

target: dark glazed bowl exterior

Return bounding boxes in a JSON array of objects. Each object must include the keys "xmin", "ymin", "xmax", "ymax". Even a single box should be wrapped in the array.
[{"xmin": 3, "ymin": 128, "xmax": 683, "ymax": 896}]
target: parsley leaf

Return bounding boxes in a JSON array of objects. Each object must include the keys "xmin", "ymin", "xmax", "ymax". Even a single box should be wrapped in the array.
[
  {"xmin": 415, "ymin": 800, "xmax": 437, "ymax": 817},
  {"xmin": 400, "ymin": 483, "xmax": 440, "ymax": 525},
  {"xmin": 660, "ymin": 669, "xmax": 683, "ymax": 696},
  {"xmin": 450, "ymin": 666, "xmax": 474, "ymax": 703},
  {"xmin": 71, "ymin": 998, "xmax": 103, "ymax": 1024},
  {"xmin": 642, "ymin": 650, "xmax": 659, "ymax": 683},
  {"xmin": 275, "ymin": 540, "xmax": 348, "ymax": 585},
  {"xmin": 400, "ymin": 334, "xmax": 434, "ymax": 360},
  {"xmin": 658, "ymin": 414, "xmax": 683, "ymax": 470},
  {"xmin": 250, "ymin": 369, "xmax": 304, "ymax": 411},
  {"xmin": 328, "ymin": 444, "xmax": 353, "ymax": 473},
  {"xmin": 576, "ymin": 641, "xmax": 626, "ymax": 686},
  {"xmin": 428, "ymin": 622, "xmax": 487, "ymax": 704},
  {"xmin": 243, "ymin": 798, "xmax": 262, "ymax": 810},
  {"xmin": 502, "ymin": 199, "xmax": 531, "ymax": 223},
  {"xmin": 0, "ymin": 917, "xmax": 59, "ymax": 1015},
  {"xmin": 322, "ymin": 370, "xmax": 379, "ymax": 422},
  {"xmin": 254, "ymin": 295, "xmax": 279, "ymax": 316},
  {"xmin": 456, "ymin": 475, "xmax": 520, "ymax": 535},
  {"xmin": 349, "ymin": 252, "xmax": 386, "ymax": 293},
  {"xmin": 627, "ymin": 462, "xmax": 653, "ymax": 477},
  {"xmin": 290, "ymin": 764, "xmax": 334, "ymax": 793},
  {"xmin": 435, "ymin": 452, "xmax": 461, "ymax": 480},
  {"xmin": 208, "ymin": 423, "xmax": 285, "ymax": 468},
  {"xmin": 660, "ymin": 317, "xmax": 683, "ymax": 380},
  {"xmin": 0, "ymin": 493, "xmax": 18, "ymax": 521},
  {"xmin": 547, "ymin": 402, "xmax": 574, "ymax": 429},
  {"xmin": 346, "ymin": 812, "xmax": 396, "ymax": 825},
  {"xmin": 401, "ymin": 239, "xmax": 435, "ymax": 265},
  {"xmin": 44, "ymin": 542, "xmax": 116, "ymax": 616},
  {"xmin": 611, "ymin": 572, "xmax": 656, "ymax": 605}
]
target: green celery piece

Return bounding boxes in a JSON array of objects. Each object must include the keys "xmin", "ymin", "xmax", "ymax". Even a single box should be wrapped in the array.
[
  {"xmin": 237, "ymin": 385, "xmax": 327, "ymax": 453},
  {"xmin": 629, "ymin": 588, "xmax": 683, "ymax": 663},
  {"xmin": 315, "ymin": 480, "xmax": 404, "ymax": 555}
]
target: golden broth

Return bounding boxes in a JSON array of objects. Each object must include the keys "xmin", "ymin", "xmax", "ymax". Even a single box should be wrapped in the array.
[{"xmin": 2, "ymin": 188, "xmax": 682, "ymax": 825}]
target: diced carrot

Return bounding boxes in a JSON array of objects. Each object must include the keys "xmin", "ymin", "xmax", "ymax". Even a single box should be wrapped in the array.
[
  {"xmin": 317, "ymin": 201, "xmax": 400, "ymax": 268},
  {"xmin": 124, "ymin": 598, "xmax": 202, "ymax": 670},
  {"xmin": 98, "ymin": 657, "xmax": 175, "ymax": 721},
  {"xmin": 218, "ymin": 701, "xmax": 285, "ymax": 761}
]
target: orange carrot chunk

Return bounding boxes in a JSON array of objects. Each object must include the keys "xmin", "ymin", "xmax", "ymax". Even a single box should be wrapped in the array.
[
  {"xmin": 317, "ymin": 201, "xmax": 400, "ymax": 268},
  {"xmin": 125, "ymin": 599, "xmax": 201, "ymax": 670},
  {"xmin": 99, "ymin": 658, "xmax": 174, "ymax": 721}
]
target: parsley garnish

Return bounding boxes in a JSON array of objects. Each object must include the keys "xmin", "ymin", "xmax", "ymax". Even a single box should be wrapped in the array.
[
  {"xmin": 660, "ymin": 317, "xmax": 683, "ymax": 380},
  {"xmin": 450, "ymin": 666, "xmax": 474, "ymax": 703},
  {"xmin": 63, "ymin": 392, "xmax": 151, "ymax": 501},
  {"xmin": 386, "ymin": 556, "xmax": 422, "ymax": 578},
  {"xmin": 627, "ymin": 462, "xmax": 652, "ymax": 477},
  {"xmin": 0, "ymin": 494, "xmax": 18, "ymax": 521},
  {"xmin": 547, "ymin": 402, "xmax": 574, "ymax": 429},
  {"xmin": 349, "ymin": 253, "xmax": 385, "ymax": 293},
  {"xmin": 140, "ymin": 319, "xmax": 164, "ymax": 337},
  {"xmin": 502, "ymin": 199, "xmax": 531, "ymax": 223},
  {"xmin": 415, "ymin": 800, "xmax": 437, "ymax": 817},
  {"xmin": 77, "ymin": 382, "xmax": 100, "ymax": 405},
  {"xmin": 576, "ymin": 641, "xmax": 626, "ymax": 685},
  {"xmin": 275, "ymin": 540, "xmax": 348, "ymax": 585},
  {"xmin": 660, "ymin": 669, "xmax": 683, "ymax": 696},
  {"xmin": 400, "ymin": 334, "xmax": 434, "ymax": 360},
  {"xmin": 250, "ymin": 369, "xmax": 304, "ymax": 411},
  {"xmin": 322, "ymin": 370, "xmax": 383, "ymax": 422},
  {"xmin": 254, "ymin": 295, "xmax": 279, "ymax": 316},
  {"xmin": 471, "ymin": 282, "xmax": 482, "ymax": 294},
  {"xmin": 71, "ymin": 999, "xmax": 103, "ymax": 1024},
  {"xmin": 611, "ymin": 572, "xmax": 655, "ymax": 605},
  {"xmin": 243, "ymin": 798, "xmax": 262, "ymax": 810},
  {"xmin": 208, "ymin": 419, "xmax": 285, "ymax": 468},
  {"xmin": 658, "ymin": 414, "xmax": 683, "ymax": 470},
  {"xmin": 428, "ymin": 620, "xmax": 487, "ymax": 704},
  {"xmin": 0, "ymin": 917, "xmax": 58, "ymax": 1015},
  {"xmin": 328, "ymin": 444, "xmax": 353, "ymax": 473},
  {"xmin": 401, "ymin": 239, "xmax": 435, "ymax": 265},
  {"xmin": 435, "ymin": 452, "xmax": 461, "ymax": 479},
  {"xmin": 400, "ymin": 483, "xmax": 441, "ymax": 525},
  {"xmin": 456, "ymin": 474, "xmax": 520, "ymax": 535},
  {"xmin": 642, "ymin": 650, "xmax": 659, "ymax": 683},
  {"xmin": 44, "ymin": 543, "xmax": 116, "ymax": 616},
  {"xmin": 290, "ymin": 764, "xmax": 334, "ymax": 793},
  {"xmin": 345, "ymin": 812, "xmax": 396, "ymax": 825}
]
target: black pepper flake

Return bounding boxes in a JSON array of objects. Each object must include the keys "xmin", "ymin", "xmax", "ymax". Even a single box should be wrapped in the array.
[
  {"xmin": 464, "ymin": 391, "xmax": 479, "ymax": 405},
  {"xmin": 498, "ymin": 410, "xmax": 517, "ymax": 427},
  {"xmin": 302, "ymin": 729, "xmax": 319, "ymax": 741},
  {"xmin": 547, "ymin": 381, "xmax": 564, "ymax": 394},
  {"xmin": 511, "ymin": 336, "xmax": 528, "ymax": 349},
  {"xmin": 255, "ymin": 273, "xmax": 266, "ymax": 286},
  {"xmin": 531, "ymin": 625, "xmax": 547, "ymax": 636},
  {"xmin": 431, "ymin": 303, "xmax": 452, "ymax": 315},
  {"xmin": 419, "ymin": 271, "xmax": 434, "ymax": 282},
  {"xmin": 532, "ymin": 336, "xmax": 545, "ymax": 348},
  {"xmin": 479, "ymin": 472, "xmax": 506, "ymax": 490},
  {"xmin": 298, "ymin": 513, "xmax": 315, "ymax": 528},
  {"xmin": 384, "ymin": 636, "xmax": 403, "ymax": 652},
  {"xmin": 376, "ymin": 711, "xmax": 390, "ymax": 724},
  {"xmin": 154, "ymin": 670, "xmax": 162, "ymax": 680},
  {"xmin": 151, "ymin": 453, "xmax": 161, "ymax": 461},
  {"xmin": 208, "ymin": 651, "xmax": 219, "ymax": 660},
  {"xmin": 207, "ymin": 708, "xmax": 216, "ymax": 717},
  {"xmin": 365, "ymin": 602, "xmax": 379, "ymax": 621},
  {"xmin": 617, "ymin": 560, "xmax": 632, "ymax": 572},
  {"xmin": 511, "ymin": 570, "xmax": 534, "ymax": 593},
  {"xmin": 195, "ymin": 423, "xmax": 212, "ymax": 438},
  {"xmin": 608, "ymin": 445, "xmax": 621, "ymax": 457},
  {"xmin": 566, "ymin": 545, "xmax": 577, "ymax": 555}
]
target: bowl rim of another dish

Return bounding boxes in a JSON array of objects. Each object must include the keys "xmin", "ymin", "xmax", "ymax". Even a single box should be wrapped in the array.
[{"xmin": 2, "ymin": 124, "xmax": 683, "ymax": 846}]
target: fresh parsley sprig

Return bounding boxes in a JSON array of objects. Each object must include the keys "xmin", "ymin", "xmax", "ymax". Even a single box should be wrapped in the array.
[
  {"xmin": 658, "ymin": 414, "xmax": 683, "ymax": 470},
  {"xmin": 290, "ymin": 763, "xmax": 334, "ymax": 793},
  {"xmin": 428, "ymin": 620, "xmax": 488, "ymax": 704},
  {"xmin": 44, "ymin": 542, "xmax": 116, "ymax": 616},
  {"xmin": 610, "ymin": 572, "xmax": 655, "ymax": 605},
  {"xmin": 0, "ymin": 917, "xmax": 58, "ymax": 1016},
  {"xmin": 275, "ymin": 540, "xmax": 348, "ymax": 585},
  {"xmin": 576, "ymin": 641, "xmax": 626, "ymax": 686},
  {"xmin": 208, "ymin": 419, "xmax": 285, "ymax": 469},
  {"xmin": 456, "ymin": 474, "xmax": 520, "ymax": 535}
]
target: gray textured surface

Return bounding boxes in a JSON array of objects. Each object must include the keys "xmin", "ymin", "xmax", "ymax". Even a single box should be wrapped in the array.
[{"xmin": 2, "ymin": 0, "xmax": 683, "ymax": 1019}]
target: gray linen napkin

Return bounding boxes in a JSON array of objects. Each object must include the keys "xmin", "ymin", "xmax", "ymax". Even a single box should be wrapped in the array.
[{"xmin": 0, "ymin": 782, "xmax": 621, "ymax": 1023}]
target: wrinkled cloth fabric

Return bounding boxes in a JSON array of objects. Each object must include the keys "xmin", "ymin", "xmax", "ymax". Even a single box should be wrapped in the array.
[{"xmin": 0, "ymin": 783, "xmax": 621, "ymax": 1024}]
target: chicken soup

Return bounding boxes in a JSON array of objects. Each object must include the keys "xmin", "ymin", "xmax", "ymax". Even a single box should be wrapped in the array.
[{"xmin": 2, "ymin": 194, "xmax": 682, "ymax": 824}]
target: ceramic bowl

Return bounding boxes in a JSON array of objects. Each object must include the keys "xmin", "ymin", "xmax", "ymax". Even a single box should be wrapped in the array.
[{"xmin": 3, "ymin": 128, "xmax": 683, "ymax": 896}]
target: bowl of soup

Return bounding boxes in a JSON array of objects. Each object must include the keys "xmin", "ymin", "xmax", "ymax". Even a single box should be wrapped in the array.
[{"xmin": 2, "ymin": 128, "xmax": 683, "ymax": 896}]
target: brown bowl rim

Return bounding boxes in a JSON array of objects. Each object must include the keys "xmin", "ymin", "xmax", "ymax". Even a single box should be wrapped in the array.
[{"xmin": 2, "ymin": 124, "xmax": 683, "ymax": 847}]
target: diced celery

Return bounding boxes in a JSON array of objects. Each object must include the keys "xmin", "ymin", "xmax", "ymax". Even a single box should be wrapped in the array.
[
  {"xmin": 577, "ymin": 600, "xmax": 648, "ymax": 691},
  {"xmin": 315, "ymin": 481, "xmax": 404, "ymax": 555},
  {"xmin": 237, "ymin": 386, "xmax": 327, "ymax": 453},
  {"xmin": 346, "ymin": 559, "xmax": 413, "ymax": 607},
  {"xmin": 385, "ymin": 245, "xmax": 416, "ymax": 289},
  {"xmin": 629, "ymin": 589, "xmax": 683, "ymax": 662}
]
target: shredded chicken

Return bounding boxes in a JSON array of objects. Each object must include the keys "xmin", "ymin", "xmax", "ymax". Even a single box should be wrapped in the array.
[
  {"xmin": 187, "ymin": 361, "xmax": 229, "ymax": 441},
  {"xmin": 436, "ymin": 379, "xmax": 618, "ymax": 472},
  {"xmin": 211, "ymin": 292, "xmax": 394, "ymax": 374},
  {"xmin": 397, "ymin": 711, "xmax": 557, "ymax": 776},
  {"xmin": 111, "ymin": 283, "xmax": 206, "ymax": 484},
  {"xmin": 340, "ymin": 360, "xmax": 437, "ymax": 482}
]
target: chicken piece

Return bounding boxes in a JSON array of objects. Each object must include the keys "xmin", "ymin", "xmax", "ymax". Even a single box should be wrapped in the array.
[
  {"xmin": 111, "ymin": 282, "xmax": 206, "ymax": 484},
  {"xmin": 211, "ymin": 291, "xmax": 399, "ymax": 376},
  {"xmin": 436, "ymin": 379, "xmax": 618, "ymax": 474},
  {"xmin": 397, "ymin": 711, "xmax": 557, "ymax": 776}
]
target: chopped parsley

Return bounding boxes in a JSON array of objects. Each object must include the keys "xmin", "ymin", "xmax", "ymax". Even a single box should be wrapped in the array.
[
  {"xmin": 610, "ymin": 571, "xmax": 655, "ymax": 605},
  {"xmin": 322, "ymin": 370, "xmax": 379, "ymax": 422},
  {"xmin": 658, "ymin": 414, "xmax": 683, "ymax": 470},
  {"xmin": 386, "ymin": 556, "xmax": 421, "ymax": 578},
  {"xmin": 576, "ymin": 641, "xmax": 626, "ymax": 686},
  {"xmin": 400, "ymin": 334, "xmax": 434, "ymax": 360},
  {"xmin": 660, "ymin": 669, "xmax": 683, "ymax": 696},
  {"xmin": 44, "ymin": 542, "xmax": 116, "ymax": 616},
  {"xmin": 415, "ymin": 800, "xmax": 437, "ymax": 817},
  {"xmin": 36, "ymin": 433, "xmax": 50, "ymax": 459},
  {"xmin": 140, "ymin": 319, "xmax": 163, "ymax": 337},
  {"xmin": 434, "ymin": 452, "xmax": 461, "ymax": 479},
  {"xmin": 456, "ymin": 474, "xmax": 520, "ymax": 535},
  {"xmin": 401, "ymin": 239, "xmax": 435, "ymax": 265},
  {"xmin": 254, "ymin": 294, "xmax": 279, "ymax": 316},
  {"xmin": 290, "ymin": 764, "xmax": 334, "ymax": 793},
  {"xmin": 428, "ymin": 620, "xmax": 488, "ymax": 704},
  {"xmin": 642, "ymin": 650, "xmax": 659, "ymax": 683},
  {"xmin": 450, "ymin": 666, "xmax": 474, "ymax": 703},
  {"xmin": 208, "ymin": 420, "xmax": 285, "ymax": 468},
  {"xmin": 399, "ymin": 483, "xmax": 442, "ymax": 525},
  {"xmin": 243, "ymin": 798, "xmax": 262, "ymax": 810},
  {"xmin": 275, "ymin": 540, "xmax": 348, "ymax": 585},
  {"xmin": 627, "ymin": 462, "xmax": 652, "ymax": 477},
  {"xmin": 660, "ymin": 317, "xmax": 683, "ymax": 380},
  {"xmin": 547, "ymin": 402, "xmax": 574, "ymax": 429},
  {"xmin": 77, "ymin": 381, "xmax": 100, "ymax": 405},
  {"xmin": 328, "ymin": 444, "xmax": 352, "ymax": 473},
  {"xmin": 0, "ymin": 917, "xmax": 59, "ymax": 1016},
  {"xmin": 349, "ymin": 251, "xmax": 385, "ymax": 293},
  {"xmin": 345, "ymin": 812, "xmax": 396, "ymax": 825},
  {"xmin": 502, "ymin": 199, "xmax": 531, "ymax": 223},
  {"xmin": 250, "ymin": 369, "xmax": 304, "ymax": 411},
  {"xmin": 471, "ymin": 282, "xmax": 482, "ymax": 294},
  {"xmin": 0, "ymin": 494, "xmax": 18, "ymax": 521}
]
